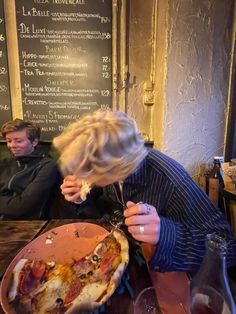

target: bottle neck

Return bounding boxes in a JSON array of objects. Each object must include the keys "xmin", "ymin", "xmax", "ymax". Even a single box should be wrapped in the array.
[
  {"xmin": 194, "ymin": 235, "xmax": 231, "ymax": 291},
  {"xmin": 203, "ymin": 246, "xmax": 227, "ymax": 276}
]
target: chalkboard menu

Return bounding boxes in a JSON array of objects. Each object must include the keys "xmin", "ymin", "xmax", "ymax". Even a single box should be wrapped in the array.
[
  {"xmin": 15, "ymin": 0, "xmax": 112, "ymax": 141},
  {"xmin": 0, "ymin": 0, "xmax": 12, "ymax": 128}
]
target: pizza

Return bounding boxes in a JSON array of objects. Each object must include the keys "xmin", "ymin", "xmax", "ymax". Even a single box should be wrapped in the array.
[
  {"xmin": 7, "ymin": 230, "xmax": 129, "ymax": 314},
  {"xmin": 70, "ymin": 180, "xmax": 91, "ymax": 204},
  {"xmin": 79, "ymin": 181, "xmax": 91, "ymax": 201}
]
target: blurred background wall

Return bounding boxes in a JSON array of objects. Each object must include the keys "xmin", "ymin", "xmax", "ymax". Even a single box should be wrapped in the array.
[
  {"xmin": 127, "ymin": 0, "xmax": 235, "ymax": 178},
  {"xmin": 1, "ymin": 0, "xmax": 235, "ymax": 180}
]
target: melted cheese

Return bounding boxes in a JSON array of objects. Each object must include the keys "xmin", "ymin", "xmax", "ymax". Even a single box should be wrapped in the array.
[
  {"xmin": 66, "ymin": 282, "xmax": 108, "ymax": 313},
  {"xmin": 32, "ymin": 265, "xmax": 74, "ymax": 314},
  {"xmin": 33, "ymin": 276, "xmax": 65, "ymax": 314},
  {"xmin": 75, "ymin": 282, "xmax": 107, "ymax": 302},
  {"xmin": 33, "ymin": 276, "xmax": 73, "ymax": 314}
]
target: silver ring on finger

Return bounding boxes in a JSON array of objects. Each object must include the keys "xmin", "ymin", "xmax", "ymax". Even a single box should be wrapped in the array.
[{"xmin": 139, "ymin": 225, "xmax": 145, "ymax": 234}]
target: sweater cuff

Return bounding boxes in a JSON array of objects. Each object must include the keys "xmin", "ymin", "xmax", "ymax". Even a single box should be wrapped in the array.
[{"xmin": 149, "ymin": 216, "xmax": 177, "ymax": 272}]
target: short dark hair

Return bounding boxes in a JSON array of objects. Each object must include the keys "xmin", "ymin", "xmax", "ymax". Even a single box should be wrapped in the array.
[{"xmin": 1, "ymin": 119, "xmax": 41, "ymax": 142}]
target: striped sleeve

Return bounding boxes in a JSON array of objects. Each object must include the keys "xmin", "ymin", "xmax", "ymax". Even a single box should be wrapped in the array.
[{"xmin": 149, "ymin": 173, "xmax": 236, "ymax": 273}]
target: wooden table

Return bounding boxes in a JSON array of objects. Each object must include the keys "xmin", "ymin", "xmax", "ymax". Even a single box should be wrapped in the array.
[{"xmin": 0, "ymin": 220, "xmax": 190, "ymax": 314}]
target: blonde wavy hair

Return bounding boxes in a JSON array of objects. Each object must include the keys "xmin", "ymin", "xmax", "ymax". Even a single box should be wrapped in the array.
[{"xmin": 53, "ymin": 110, "xmax": 148, "ymax": 184}]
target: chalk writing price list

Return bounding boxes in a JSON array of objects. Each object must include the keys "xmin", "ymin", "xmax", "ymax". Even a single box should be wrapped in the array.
[
  {"xmin": 0, "ymin": 0, "xmax": 12, "ymax": 128},
  {"xmin": 15, "ymin": 0, "xmax": 112, "ymax": 141}
]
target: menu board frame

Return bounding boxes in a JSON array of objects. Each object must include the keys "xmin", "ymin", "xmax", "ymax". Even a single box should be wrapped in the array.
[
  {"xmin": 13, "ymin": 0, "xmax": 113, "ymax": 141},
  {"xmin": 0, "ymin": 0, "xmax": 12, "ymax": 140}
]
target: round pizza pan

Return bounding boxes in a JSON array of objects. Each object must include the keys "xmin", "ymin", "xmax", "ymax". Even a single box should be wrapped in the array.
[{"xmin": 0, "ymin": 222, "xmax": 109, "ymax": 314}]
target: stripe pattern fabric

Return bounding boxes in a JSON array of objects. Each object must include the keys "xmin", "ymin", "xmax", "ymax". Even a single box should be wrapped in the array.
[{"xmin": 103, "ymin": 149, "xmax": 236, "ymax": 273}]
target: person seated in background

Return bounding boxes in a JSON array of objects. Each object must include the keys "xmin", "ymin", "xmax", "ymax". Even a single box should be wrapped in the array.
[
  {"xmin": 0, "ymin": 119, "xmax": 60, "ymax": 220},
  {"xmin": 53, "ymin": 110, "xmax": 236, "ymax": 274}
]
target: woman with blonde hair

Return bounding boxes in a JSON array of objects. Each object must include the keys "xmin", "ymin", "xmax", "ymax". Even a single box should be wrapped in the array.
[
  {"xmin": 53, "ymin": 110, "xmax": 147, "ymax": 185},
  {"xmin": 53, "ymin": 110, "xmax": 236, "ymax": 274}
]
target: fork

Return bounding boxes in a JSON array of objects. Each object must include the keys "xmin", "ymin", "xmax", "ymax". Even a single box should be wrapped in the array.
[
  {"xmin": 110, "ymin": 210, "xmax": 125, "ymax": 229},
  {"xmin": 105, "ymin": 210, "xmax": 141, "ymax": 245},
  {"xmin": 100, "ymin": 210, "xmax": 125, "ymax": 232}
]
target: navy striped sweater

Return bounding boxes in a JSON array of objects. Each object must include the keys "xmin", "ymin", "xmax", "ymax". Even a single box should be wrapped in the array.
[{"xmin": 102, "ymin": 149, "xmax": 236, "ymax": 273}]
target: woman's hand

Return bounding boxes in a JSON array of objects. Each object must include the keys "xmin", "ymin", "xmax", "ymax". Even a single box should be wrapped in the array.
[
  {"xmin": 124, "ymin": 201, "xmax": 161, "ymax": 245},
  {"xmin": 60, "ymin": 175, "xmax": 84, "ymax": 203}
]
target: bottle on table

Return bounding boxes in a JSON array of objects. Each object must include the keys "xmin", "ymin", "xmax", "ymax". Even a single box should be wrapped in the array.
[{"xmin": 190, "ymin": 233, "xmax": 236, "ymax": 314}]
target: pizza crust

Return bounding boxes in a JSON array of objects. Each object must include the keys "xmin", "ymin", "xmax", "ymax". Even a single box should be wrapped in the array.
[{"xmin": 8, "ymin": 259, "xmax": 28, "ymax": 303}]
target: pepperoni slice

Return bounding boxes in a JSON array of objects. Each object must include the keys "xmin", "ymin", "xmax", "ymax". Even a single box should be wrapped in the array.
[
  {"xmin": 19, "ymin": 260, "xmax": 47, "ymax": 295},
  {"xmin": 99, "ymin": 253, "xmax": 120, "ymax": 272},
  {"xmin": 31, "ymin": 260, "xmax": 47, "ymax": 280},
  {"xmin": 73, "ymin": 257, "xmax": 92, "ymax": 274},
  {"xmin": 64, "ymin": 277, "xmax": 82, "ymax": 305}
]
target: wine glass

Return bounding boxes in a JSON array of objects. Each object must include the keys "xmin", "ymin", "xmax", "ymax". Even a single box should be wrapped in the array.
[
  {"xmin": 132, "ymin": 286, "xmax": 160, "ymax": 314},
  {"xmin": 154, "ymin": 284, "xmax": 189, "ymax": 314}
]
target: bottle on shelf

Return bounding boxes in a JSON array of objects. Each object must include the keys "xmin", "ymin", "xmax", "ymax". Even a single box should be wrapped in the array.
[
  {"xmin": 190, "ymin": 233, "xmax": 236, "ymax": 314},
  {"xmin": 209, "ymin": 156, "xmax": 224, "ymax": 208},
  {"xmin": 210, "ymin": 156, "xmax": 224, "ymax": 182}
]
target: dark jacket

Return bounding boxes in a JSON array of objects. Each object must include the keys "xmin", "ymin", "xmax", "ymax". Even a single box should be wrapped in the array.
[{"xmin": 0, "ymin": 150, "xmax": 60, "ymax": 220}]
